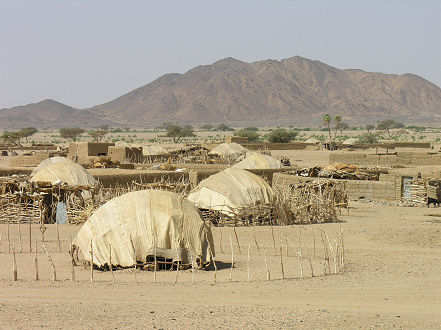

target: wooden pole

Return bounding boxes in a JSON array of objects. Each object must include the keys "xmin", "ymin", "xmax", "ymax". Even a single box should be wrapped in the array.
[
  {"xmin": 297, "ymin": 249, "xmax": 303, "ymax": 278},
  {"xmin": 279, "ymin": 247, "xmax": 285, "ymax": 279},
  {"xmin": 247, "ymin": 243, "xmax": 251, "ymax": 282},
  {"xmin": 233, "ymin": 226, "xmax": 241, "ymax": 255},
  {"xmin": 90, "ymin": 240, "xmax": 93, "ymax": 283},
  {"xmin": 175, "ymin": 247, "xmax": 179, "ymax": 284},
  {"xmin": 229, "ymin": 235, "xmax": 234, "ymax": 281},
  {"xmin": 12, "ymin": 245, "xmax": 17, "ymax": 281},
  {"xmin": 56, "ymin": 220, "xmax": 61, "ymax": 253},
  {"xmin": 190, "ymin": 252, "xmax": 195, "ymax": 286},
  {"xmin": 285, "ymin": 237, "xmax": 289, "ymax": 257},
  {"xmin": 219, "ymin": 230, "xmax": 224, "ymax": 254},
  {"xmin": 7, "ymin": 221, "xmax": 10, "ymax": 253},
  {"xmin": 34, "ymin": 241, "xmax": 39, "ymax": 281},
  {"xmin": 153, "ymin": 244, "xmax": 157, "ymax": 283},
  {"xmin": 29, "ymin": 221, "xmax": 32, "ymax": 253},
  {"xmin": 109, "ymin": 244, "xmax": 114, "ymax": 283},
  {"xmin": 70, "ymin": 239, "xmax": 75, "ymax": 282},
  {"xmin": 18, "ymin": 216, "xmax": 22, "ymax": 253},
  {"xmin": 263, "ymin": 247, "xmax": 270, "ymax": 281},
  {"xmin": 42, "ymin": 241, "xmax": 56, "ymax": 281},
  {"xmin": 340, "ymin": 226, "xmax": 345, "ymax": 268},
  {"xmin": 253, "ymin": 225, "xmax": 260, "ymax": 253},
  {"xmin": 270, "ymin": 225, "xmax": 276, "ymax": 255},
  {"xmin": 211, "ymin": 250, "xmax": 217, "ymax": 284}
]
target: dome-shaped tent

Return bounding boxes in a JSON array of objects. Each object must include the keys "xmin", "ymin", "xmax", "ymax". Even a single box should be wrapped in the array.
[
  {"xmin": 209, "ymin": 142, "xmax": 247, "ymax": 158},
  {"xmin": 188, "ymin": 168, "xmax": 274, "ymax": 217},
  {"xmin": 31, "ymin": 156, "xmax": 74, "ymax": 176},
  {"xmin": 30, "ymin": 161, "xmax": 97, "ymax": 187},
  {"xmin": 73, "ymin": 190, "xmax": 214, "ymax": 267},
  {"xmin": 233, "ymin": 152, "xmax": 282, "ymax": 169},
  {"xmin": 342, "ymin": 137, "xmax": 358, "ymax": 145},
  {"xmin": 141, "ymin": 145, "xmax": 167, "ymax": 156},
  {"xmin": 305, "ymin": 137, "xmax": 320, "ymax": 144}
]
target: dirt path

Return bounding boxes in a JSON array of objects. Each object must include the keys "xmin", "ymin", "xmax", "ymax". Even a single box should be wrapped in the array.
[{"xmin": 1, "ymin": 202, "xmax": 441, "ymax": 329}]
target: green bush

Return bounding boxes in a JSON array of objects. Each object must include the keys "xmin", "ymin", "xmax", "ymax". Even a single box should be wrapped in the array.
[
  {"xmin": 234, "ymin": 129, "xmax": 260, "ymax": 142},
  {"xmin": 267, "ymin": 129, "xmax": 298, "ymax": 143}
]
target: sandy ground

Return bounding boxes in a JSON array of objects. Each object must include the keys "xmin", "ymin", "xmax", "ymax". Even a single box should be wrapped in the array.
[{"xmin": 1, "ymin": 201, "xmax": 441, "ymax": 329}]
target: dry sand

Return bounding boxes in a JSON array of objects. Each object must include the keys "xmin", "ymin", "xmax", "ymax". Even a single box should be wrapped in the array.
[{"xmin": 1, "ymin": 201, "xmax": 441, "ymax": 329}]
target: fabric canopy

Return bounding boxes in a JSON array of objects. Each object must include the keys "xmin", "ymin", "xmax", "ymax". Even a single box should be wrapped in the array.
[
  {"xmin": 233, "ymin": 152, "xmax": 282, "ymax": 169},
  {"xmin": 74, "ymin": 190, "xmax": 214, "ymax": 267},
  {"xmin": 188, "ymin": 168, "xmax": 274, "ymax": 216},
  {"xmin": 30, "ymin": 160, "xmax": 97, "ymax": 187}
]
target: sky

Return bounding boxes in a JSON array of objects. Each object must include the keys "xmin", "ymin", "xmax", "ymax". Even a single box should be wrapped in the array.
[{"xmin": 0, "ymin": 0, "xmax": 440, "ymax": 109}]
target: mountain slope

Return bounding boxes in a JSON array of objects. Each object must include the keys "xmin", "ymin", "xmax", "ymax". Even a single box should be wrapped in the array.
[
  {"xmin": 89, "ymin": 56, "xmax": 441, "ymax": 125},
  {"xmin": 2, "ymin": 56, "xmax": 441, "ymax": 128},
  {"xmin": 0, "ymin": 99, "xmax": 113, "ymax": 129}
]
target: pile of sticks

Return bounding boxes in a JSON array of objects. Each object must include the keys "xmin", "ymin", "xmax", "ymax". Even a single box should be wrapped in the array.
[
  {"xmin": 408, "ymin": 179, "xmax": 427, "ymax": 205},
  {"xmin": 274, "ymin": 179, "xmax": 347, "ymax": 224},
  {"xmin": 201, "ymin": 202, "xmax": 276, "ymax": 227},
  {"xmin": 0, "ymin": 193, "xmax": 43, "ymax": 224}
]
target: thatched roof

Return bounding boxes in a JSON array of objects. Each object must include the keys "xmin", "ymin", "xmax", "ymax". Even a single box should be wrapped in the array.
[
  {"xmin": 73, "ymin": 190, "xmax": 214, "ymax": 267},
  {"xmin": 233, "ymin": 152, "xmax": 282, "ymax": 169},
  {"xmin": 30, "ymin": 161, "xmax": 97, "ymax": 187},
  {"xmin": 188, "ymin": 168, "xmax": 274, "ymax": 216},
  {"xmin": 209, "ymin": 142, "xmax": 247, "ymax": 157}
]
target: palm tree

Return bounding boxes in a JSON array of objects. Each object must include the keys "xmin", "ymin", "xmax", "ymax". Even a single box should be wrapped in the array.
[
  {"xmin": 322, "ymin": 114, "xmax": 332, "ymax": 139},
  {"xmin": 333, "ymin": 115, "xmax": 342, "ymax": 138}
]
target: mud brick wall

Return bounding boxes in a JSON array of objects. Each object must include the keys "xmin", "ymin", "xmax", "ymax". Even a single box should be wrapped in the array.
[
  {"xmin": 241, "ymin": 142, "xmax": 318, "ymax": 151},
  {"xmin": 87, "ymin": 142, "xmax": 114, "ymax": 156},
  {"xmin": 67, "ymin": 142, "xmax": 88, "ymax": 162},
  {"xmin": 68, "ymin": 142, "xmax": 115, "ymax": 163},
  {"xmin": 273, "ymin": 172, "xmax": 402, "ymax": 202},
  {"xmin": 330, "ymin": 152, "xmax": 441, "ymax": 166},
  {"xmin": 9, "ymin": 153, "xmax": 52, "ymax": 167},
  {"xmin": 108, "ymin": 146, "xmax": 143, "ymax": 163}
]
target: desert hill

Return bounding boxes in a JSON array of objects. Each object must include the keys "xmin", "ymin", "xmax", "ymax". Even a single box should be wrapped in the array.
[
  {"xmin": 0, "ymin": 99, "xmax": 114, "ymax": 129},
  {"xmin": 1, "ymin": 56, "xmax": 441, "ymax": 128}
]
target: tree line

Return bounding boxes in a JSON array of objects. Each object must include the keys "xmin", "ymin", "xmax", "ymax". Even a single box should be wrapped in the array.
[{"xmin": 0, "ymin": 118, "xmax": 410, "ymax": 147}]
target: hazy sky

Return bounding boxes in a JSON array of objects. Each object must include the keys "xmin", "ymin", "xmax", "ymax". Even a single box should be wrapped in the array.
[{"xmin": 0, "ymin": 0, "xmax": 440, "ymax": 109}]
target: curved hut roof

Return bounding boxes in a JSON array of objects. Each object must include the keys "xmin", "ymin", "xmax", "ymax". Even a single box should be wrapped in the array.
[
  {"xmin": 342, "ymin": 137, "xmax": 358, "ymax": 145},
  {"xmin": 141, "ymin": 145, "xmax": 167, "ymax": 156},
  {"xmin": 73, "ymin": 190, "xmax": 214, "ymax": 267},
  {"xmin": 30, "ymin": 161, "xmax": 97, "ymax": 187},
  {"xmin": 31, "ymin": 156, "xmax": 74, "ymax": 176},
  {"xmin": 187, "ymin": 168, "xmax": 274, "ymax": 216},
  {"xmin": 209, "ymin": 142, "xmax": 247, "ymax": 157},
  {"xmin": 305, "ymin": 137, "xmax": 320, "ymax": 144},
  {"xmin": 233, "ymin": 152, "xmax": 282, "ymax": 169}
]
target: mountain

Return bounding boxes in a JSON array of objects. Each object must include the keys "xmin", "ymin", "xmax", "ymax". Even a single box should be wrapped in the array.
[
  {"xmin": 0, "ymin": 99, "xmax": 113, "ymax": 129},
  {"xmin": 2, "ymin": 56, "xmax": 441, "ymax": 128},
  {"xmin": 90, "ymin": 56, "xmax": 441, "ymax": 126}
]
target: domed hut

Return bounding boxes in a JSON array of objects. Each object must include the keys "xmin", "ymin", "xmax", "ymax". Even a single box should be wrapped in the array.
[
  {"xmin": 233, "ymin": 152, "xmax": 282, "ymax": 169},
  {"xmin": 30, "ymin": 161, "xmax": 97, "ymax": 187},
  {"xmin": 209, "ymin": 142, "xmax": 247, "ymax": 159},
  {"xmin": 188, "ymin": 168, "xmax": 275, "ymax": 223},
  {"xmin": 141, "ymin": 145, "xmax": 167, "ymax": 156},
  {"xmin": 73, "ymin": 190, "xmax": 214, "ymax": 268},
  {"xmin": 31, "ymin": 156, "xmax": 75, "ymax": 177}
]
